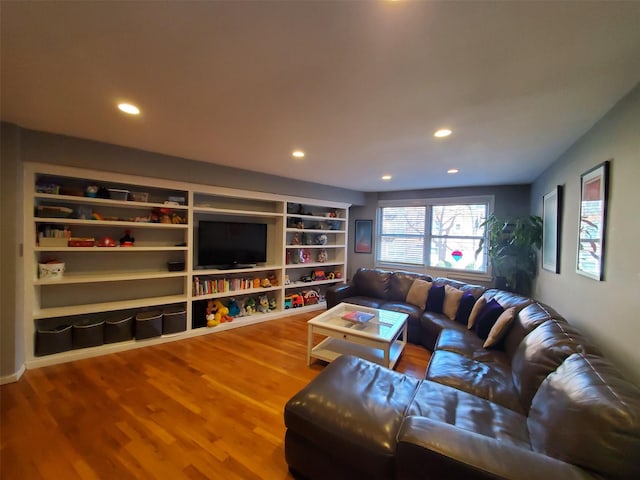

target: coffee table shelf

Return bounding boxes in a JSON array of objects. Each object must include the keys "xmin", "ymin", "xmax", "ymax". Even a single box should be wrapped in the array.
[{"xmin": 307, "ymin": 303, "xmax": 408, "ymax": 369}]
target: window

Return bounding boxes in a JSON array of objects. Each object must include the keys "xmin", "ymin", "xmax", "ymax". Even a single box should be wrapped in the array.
[{"xmin": 377, "ymin": 198, "xmax": 491, "ymax": 274}]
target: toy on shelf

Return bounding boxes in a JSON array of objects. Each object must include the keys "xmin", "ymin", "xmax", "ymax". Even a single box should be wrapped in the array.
[
  {"xmin": 261, "ymin": 277, "xmax": 272, "ymax": 288},
  {"xmin": 97, "ymin": 236, "xmax": 116, "ymax": 247},
  {"xmin": 312, "ymin": 270, "xmax": 326, "ymax": 281},
  {"xmin": 244, "ymin": 297, "xmax": 256, "ymax": 315},
  {"xmin": 300, "ymin": 249, "xmax": 311, "ymax": 263},
  {"xmin": 291, "ymin": 232, "xmax": 301, "ymax": 245},
  {"xmin": 258, "ymin": 295, "xmax": 270, "ymax": 313},
  {"xmin": 267, "ymin": 273, "xmax": 279, "ymax": 286},
  {"xmin": 303, "ymin": 289, "xmax": 320, "ymax": 306},
  {"xmin": 206, "ymin": 299, "xmax": 233, "ymax": 327},
  {"xmin": 316, "ymin": 249, "xmax": 328, "ymax": 263},
  {"xmin": 228, "ymin": 298, "xmax": 241, "ymax": 317},
  {"xmin": 253, "ymin": 277, "xmax": 261, "ymax": 288},
  {"xmin": 269, "ymin": 297, "xmax": 277, "ymax": 311},
  {"xmin": 119, "ymin": 230, "xmax": 135, "ymax": 247},
  {"xmin": 285, "ymin": 293, "xmax": 304, "ymax": 308},
  {"xmin": 314, "ymin": 234, "xmax": 328, "ymax": 245}
]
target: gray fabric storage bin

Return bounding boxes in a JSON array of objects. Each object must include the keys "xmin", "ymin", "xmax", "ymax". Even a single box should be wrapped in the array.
[
  {"xmin": 163, "ymin": 305, "xmax": 187, "ymax": 334},
  {"xmin": 104, "ymin": 313, "xmax": 134, "ymax": 344},
  {"xmin": 135, "ymin": 310, "xmax": 162, "ymax": 339},
  {"xmin": 73, "ymin": 318, "xmax": 105, "ymax": 348},
  {"xmin": 36, "ymin": 324, "xmax": 72, "ymax": 356}
]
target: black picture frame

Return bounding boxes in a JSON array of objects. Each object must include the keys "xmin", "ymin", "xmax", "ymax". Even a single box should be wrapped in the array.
[
  {"xmin": 354, "ymin": 219, "xmax": 373, "ymax": 254},
  {"xmin": 542, "ymin": 185, "xmax": 563, "ymax": 273},
  {"xmin": 576, "ymin": 160, "xmax": 610, "ymax": 281}
]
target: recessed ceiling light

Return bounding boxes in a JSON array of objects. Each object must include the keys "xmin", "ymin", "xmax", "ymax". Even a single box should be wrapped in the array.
[
  {"xmin": 434, "ymin": 128, "xmax": 452, "ymax": 138},
  {"xmin": 447, "ymin": 168, "xmax": 459, "ymax": 174},
  {"xmin": 381, "ymin": 175, "xmax": 392, "ymax": 181},
  {"xmin": 292, "ymin": 150, "xmax": 305, "ymax": 158},
  {"xmin": 117, "ymin": 103, "xmax": 140, "ymax": 115}
]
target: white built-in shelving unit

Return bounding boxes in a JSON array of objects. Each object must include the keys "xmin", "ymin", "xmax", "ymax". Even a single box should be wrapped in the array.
[{"xmin": 23, "ymin": 163, "xmax": 350, "ymax": 368}]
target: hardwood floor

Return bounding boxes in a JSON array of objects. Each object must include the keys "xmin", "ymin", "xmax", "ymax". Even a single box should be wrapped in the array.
[{"xmin": 1, "ymin": 312, "xmax": 431, "ymax": 479}]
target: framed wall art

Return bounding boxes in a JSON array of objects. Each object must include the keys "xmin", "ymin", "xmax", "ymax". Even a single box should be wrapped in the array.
[
  {"xmin": 576, "ymin": 160, "xmax": 610, "ymax": 281},
  {"xmin": 542, "ymin": 185, "xmax": 563, "ymax": 273},
  {"xmin": 354, "ymin": 219, "xmax": 373, "ymax": 254}
]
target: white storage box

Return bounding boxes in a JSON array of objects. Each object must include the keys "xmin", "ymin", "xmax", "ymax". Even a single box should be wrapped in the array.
[{"xmin": 38, "ymin": 262, "xmax": 65, "ymax": 280}]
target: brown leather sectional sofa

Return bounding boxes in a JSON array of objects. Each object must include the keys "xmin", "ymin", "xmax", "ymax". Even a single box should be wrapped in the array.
[{"xmin": 284, "ymin": 268, "xmax": 640, "ymax": 480}]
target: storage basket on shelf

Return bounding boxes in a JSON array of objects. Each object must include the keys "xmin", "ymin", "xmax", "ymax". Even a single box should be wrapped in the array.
[
  {"xmin": 73, "ymin": 318, "xmax": 105, "ymax": 349},
  {"xmin": 162, "ymin": 305, "xmax": 187, "ymax": 334},
  {"xmin": 135, "ymin": 310, "xmax": 163, "ymax": 340},
  {"xmin": 104, "ymin": 313, "xmax": 134, "ymax": 344},
  {"xmin": 36, "ymin": 324, "xmax": 72, "ymax": 356}
]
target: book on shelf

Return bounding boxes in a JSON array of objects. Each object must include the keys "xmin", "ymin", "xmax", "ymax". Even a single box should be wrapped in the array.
[{"xmin": 341, "ymin": 310, "xmax": 375, "ymax": 323}]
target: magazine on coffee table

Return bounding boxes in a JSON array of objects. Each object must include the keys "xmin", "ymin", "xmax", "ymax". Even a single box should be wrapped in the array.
[{"xmin": 341, "ymin": 310, "xmax": 375, "ymax": 323}]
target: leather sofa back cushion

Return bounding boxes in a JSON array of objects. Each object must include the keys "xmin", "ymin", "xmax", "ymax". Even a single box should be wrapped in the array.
[
  {"xmin": 528, "ymin": 353, "xmax": 640, "ymax": 479},
  {"xmin": 511, "ymin": 319, "xmax": 601, "ymax": 411},
  {"xmin": 483, "ymin": 307, "xmax": 516, "ymax": 348},
  {"xmin": 389, "ymin": 271, "xmax": 431, "ymax": 302},
  {"xmin": 354, "ymin": 268, "xmax": 391, "ymax": 299},
  {"xmin": 442, "ymin": 285, "xmax": 464, "ymax": 321},
  {"xmin": 454, "ymin": 292, "xmax": 476, "ymax": 325},
  {"xmin": 474, "ymin": 299, "xmax": 504, "ymax": 339},
  {"xmin": 503, "ymin": 301, "xmax": 565, "ymax": 360}
]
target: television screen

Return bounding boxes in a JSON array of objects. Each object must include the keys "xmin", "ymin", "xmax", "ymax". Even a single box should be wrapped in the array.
[{"xmin": 198, "ymin": 221, "xmax": 267, "ymax": 268}]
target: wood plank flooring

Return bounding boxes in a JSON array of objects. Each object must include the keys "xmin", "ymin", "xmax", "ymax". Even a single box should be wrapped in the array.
[{"xmin": 1, "ymin": 312, "xmax": 431, "ymax": 479}]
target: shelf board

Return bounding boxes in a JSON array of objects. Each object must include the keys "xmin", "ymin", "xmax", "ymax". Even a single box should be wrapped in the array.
[
  {"xmin": 286, "ymin": 214, "xmax": 346, "ymax": 222},
  {"xmin": 35, "ymin": 217, "xmax": 189, "ymax": 228},
  {"xmin": 193, "ymin": 206, "xmax": 283, "ymax": 217},
  {"xmin": 286, "ymin": 228, "xmax": 345, "ymax": 234},
  {"xmin": 35, "ymin": 246, "xmax": 188, "ymax": 252},
  {"xmin": 192, "ymin": 264, "xmax": 281, "ymax": 275},
  {"xmin": 33, "ymin": 295, "xmax": 187, "ymax": 319},
  {"xmin": 35, "ymin": 192, "xmax": 189, "ymax": 210},
  {"xmin": 285, "ymin": 279, "xmax": 344, "ymax": 289},
  {"xmin": 285, "ymin": 244, "xmax": 345, "ymax": 249},
  {"xmin": 285, "ymin": 262, "xmax": 343, "ymax": 269},
  {"xmin": 34, "ymin": 271, "xmax": 188, "ymax": 286}
]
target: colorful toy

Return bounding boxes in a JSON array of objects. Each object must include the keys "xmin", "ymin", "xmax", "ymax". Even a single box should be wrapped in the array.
[
  {"xmin": 312, "ymin": 270, "xmax": 326, "ymax": 281},
  {"xmin": 267, "ymin": 273, "xmax": 279, "ymax": 286},
  {"xmin": 258, "ymin": 295, "xmax": 270, "ymax": 313},
  {"xmin": 228, "ymin": 298, "xmax": 241, "ymax": 317},
  {"xmin": 284, "ymin": 297, "xmax": 293, "ymax": 309},
  {"xmin": 253, "ymin": 277, "xmax": 261, "ymax": 288},
  {"xmin": 206, "ymin": 299, "xmax": 219, "ymax": 327},
  {"xmin": 303, "ymin": 289, "xmax": 320, "ymax": 306},
  {"xmin": 119, "ymin": 229, "xmax": 135, "ymax": 246},
  {"xmin": 261, "ymin": 277, "xmax": 272, "ymax": 288},
  {"xmin": 207, "ymin": 299, "xmax": 233, "ymax": 326},
  {"xmin": 285, "ymin": 293, "xmax": 304, "ymax": 308},
  {"xmin": 244, "ymin": 297, "xmax": 256, "ymax": 315},
  {"xmin": 317, "ymin": 249, "xmax": 328, "ymax": 263}
]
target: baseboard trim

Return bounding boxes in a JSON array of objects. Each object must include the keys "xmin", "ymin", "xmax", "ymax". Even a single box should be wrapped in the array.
[{"xmin": 0, "ymin": 364, "xmax": 26, "ymax": 384}]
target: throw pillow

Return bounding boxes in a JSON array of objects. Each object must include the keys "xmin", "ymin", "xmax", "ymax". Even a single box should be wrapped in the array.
[
  {"xmin": 425, "ymin": 284, "xmax": 445, "ymax": 313},
  {"xmin": 455, "ymin": 292, "xmax": 477, "ymax": 326},
  {"xmin": 443, "ymin": 285, "xmax": 464, "ymax": 321},
  {"xmin": 483, "ymin": 307, "xmax": 516, "ymax": 348},
  {"xmin": 467, "ymin": 296, "xmax": 487, "ymax": 330},
  {"xmin": 474, "ymin": 299, "xmax": 505, "ymax": 340},
  {"xmin": 405, "ymin": 279, "xmax": 432, "ymax": 310}
]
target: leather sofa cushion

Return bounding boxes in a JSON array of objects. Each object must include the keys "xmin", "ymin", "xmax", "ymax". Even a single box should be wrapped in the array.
[
  {"xmin": 426, "ymin": 350, "xmax": 523, "ymax": 413},
  {"xmin": 380, "ymin": 301, "xmax": 424, "ymax": 326},
  {"xmin": 528, "ymin": 353, "xmax": 640, "ymax": 479},
  {"xmin": 353, "ymin": 268, "xmax": 391, "ymax": 299},
  {"xmin": 388, "ymin": 271, "xmax": 431, "ymax": 302},
  {"xmin": 419, "ymin": 312, "xmax": 464, "ymax": 350},
  {"xmin": 284, "ymin": 355, "xmax": 420, "ymax": 479},
  {"xmin": 407, "ymin": 380, "xmax": 530, "ymax": 449},
  {"xmin": 511, "ymin": 319, "xmax": 602, "ymax": 412},
  {"xmin": 435, "ymin": 329, "xmax": 510, "ymax": 364},
  {"xmin": 337, "ymin": 296, "xmax": 385, "ymax": 309},
  {"xmin": 503, "ymin": 301, "xmax": 564, "ymax": 359}
]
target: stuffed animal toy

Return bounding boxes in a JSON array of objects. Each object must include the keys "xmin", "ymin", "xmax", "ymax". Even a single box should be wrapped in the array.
[
  {"xmin": 209, "ymin": 299, "xmax": 233, "ymax": 324},
  {"xmin": 227, "ymin": 298, "xmax": 241, "ymax": 317},
  {"xmin": 244, "ymin": 297, "xmax": 256, "ymax": 315},
  {"xmin": 258, "ymin": 295, "xmax": 270, "ymax": 313},
  {"xmin": 261, "ymin": 277, "xmax": 271, "ymax": 288},
  {"xmin": 253, "ymin": 277, "xmax": 261, "ymax": 288},
  {"xmin": 206, "ymin": 299, "xmax": 219, "ymax": 327},
  {"xmin": 269, "ymin": 296, "xmax": 277, "ymax": 311}
]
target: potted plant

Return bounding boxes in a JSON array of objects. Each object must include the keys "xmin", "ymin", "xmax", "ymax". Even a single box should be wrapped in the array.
[{"xmin": 477, "ymin": 214, "xmax": 543, "ymax": 295}]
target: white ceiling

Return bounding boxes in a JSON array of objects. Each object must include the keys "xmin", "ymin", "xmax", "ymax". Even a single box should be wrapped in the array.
[{"xmin": 2, "ymin": 1, "xmax": 639, "ymax": 192}]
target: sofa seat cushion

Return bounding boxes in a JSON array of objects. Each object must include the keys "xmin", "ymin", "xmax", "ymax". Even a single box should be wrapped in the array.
[
  {"xmin": 435, "ymin": 328, "xmax": 510, "ymax": 364},
  {"xmin": 284, "ymin": 355, "xmax": 420, "ymax": 479},
  {"xmin": 339, "ymin": 296, "xmax": 385, "ymax": 309},
  {"xmin": 380, "ymin": 301, "xmax": 423, "ymax": 324},
  {"xmin": 407, "ymin": 380, "xmax": 530, "ymax": 449},
  {"xmin": 419, "ymin": 311, "xmax": 468, "ymax": 351},
  {"xmin": 426, "ymin": 350, "xmax": 523, "ymax": 413}
]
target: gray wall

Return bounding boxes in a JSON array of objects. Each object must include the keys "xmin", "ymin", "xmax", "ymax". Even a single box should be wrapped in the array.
[
  {"xmin": 531, "ymin": 84, "xmax": 640, "ymax": 385},
  {"xmin": 347, "ymin": 185, "xmax": 531, "ymax": 278},
  {"xmin": 1, "ymin": 123, "xmax": 24, "ymax": 379},
  {"xmin": 0, "ymin": 125, "xmax": 365, "ymax": 378}
]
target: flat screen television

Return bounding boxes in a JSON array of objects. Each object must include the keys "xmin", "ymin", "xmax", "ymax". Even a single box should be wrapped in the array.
[{"xmin": 198, "ymin": 220, "xmax": 267, "ymax": 268}]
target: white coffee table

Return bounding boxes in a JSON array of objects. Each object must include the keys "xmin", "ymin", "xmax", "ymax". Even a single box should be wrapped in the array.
[{"xmin": 307, "ymin": 303, "xmax": 408, "ymax": 369}]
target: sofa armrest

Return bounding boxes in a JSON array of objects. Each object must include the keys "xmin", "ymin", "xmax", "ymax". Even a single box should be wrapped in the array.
[
  {"xmin": 325, "ymin": 283, "xmax": 356, "ymax": 308},
  {"xmin": 396, "ymin": 417, "xmax": 599, "ymax": 480}
]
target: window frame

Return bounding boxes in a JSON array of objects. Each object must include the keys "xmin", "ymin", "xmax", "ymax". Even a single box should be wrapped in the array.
[{"xmin": 376, "ymin": 196, "xmax": 494, "ymax": 281}]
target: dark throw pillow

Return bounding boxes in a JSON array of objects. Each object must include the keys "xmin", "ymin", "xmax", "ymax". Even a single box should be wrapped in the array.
[
  {"xmin": 474, "ymin": 298, "xmax": 505, "ymax": 340},
  {"xmin": 426, "ymin": 284, "xmax": 445, "ymax": 313},
  {"xmin": 455, "ymin": 292, "xmax": 477, "ymax": 326}
]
